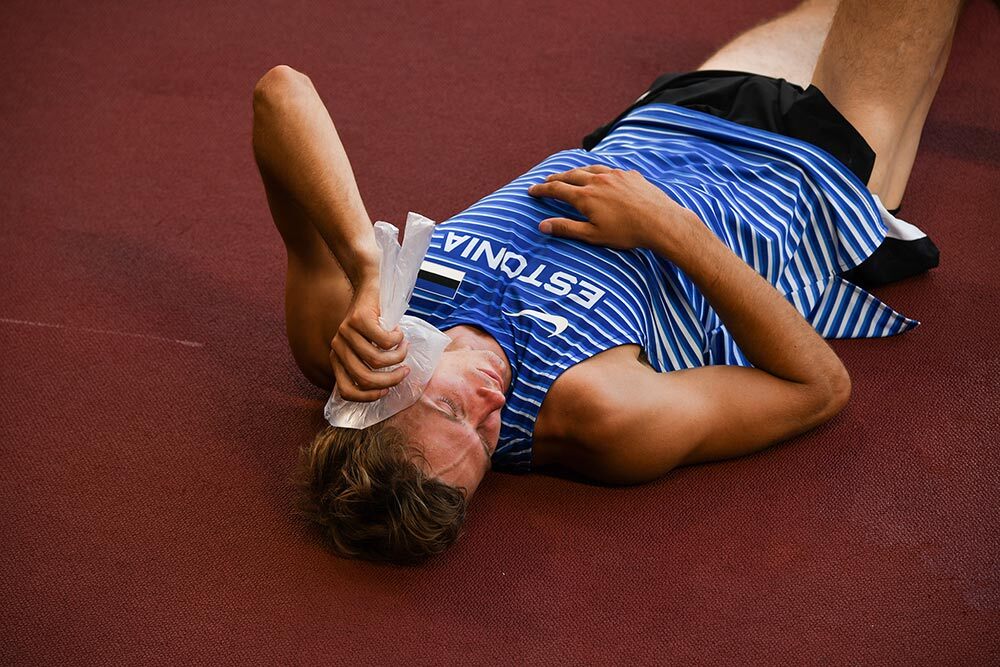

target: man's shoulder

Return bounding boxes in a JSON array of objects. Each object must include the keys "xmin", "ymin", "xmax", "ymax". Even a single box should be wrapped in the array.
[{"xmin": 532, "ymin": 344, "xmax": 647, "ymax": 465}]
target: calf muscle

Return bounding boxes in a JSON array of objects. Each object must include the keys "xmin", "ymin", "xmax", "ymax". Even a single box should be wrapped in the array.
[{"xmin": 810, "ymin": 0, "xmax": 964, "ymax": 202}]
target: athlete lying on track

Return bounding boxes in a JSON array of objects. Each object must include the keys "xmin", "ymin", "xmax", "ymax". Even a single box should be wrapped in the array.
[{"xmin": 251, "ymin": 0, "xmax": 958, "ymax": 564}]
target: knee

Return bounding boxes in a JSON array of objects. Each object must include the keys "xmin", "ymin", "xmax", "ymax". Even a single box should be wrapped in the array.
[{"xmin": 253, "ymin": 65, "xmax": 313, "ymax": 112}]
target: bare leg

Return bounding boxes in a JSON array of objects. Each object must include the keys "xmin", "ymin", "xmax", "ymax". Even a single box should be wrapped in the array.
[
  {"xmin": 697, "ymin": 0, "xmax": 839, "ymax": 87},
  {"xmin": 810, "ymin": 0, "xmax": 965, "ymax": 208},
  {"xmin": 876, "ymin": 29, "xmax": 956, "ymax": 209}
]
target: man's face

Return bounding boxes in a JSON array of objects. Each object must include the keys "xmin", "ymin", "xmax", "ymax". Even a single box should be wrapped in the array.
[{"xmin": 388, "ymin": 348, "xmax": 508, "ymax": 499}]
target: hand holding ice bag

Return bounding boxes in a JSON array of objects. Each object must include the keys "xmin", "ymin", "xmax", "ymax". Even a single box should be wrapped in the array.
[
  {"xmin": 325, "ymin": 212, "xmax": 452, "ymax": 429},
  {"xmin": 327, "ymin": 276, "xmax": 409, "ymax": 403}
]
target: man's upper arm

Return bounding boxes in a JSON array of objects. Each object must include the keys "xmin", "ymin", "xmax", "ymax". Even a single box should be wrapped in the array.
[
  {"xmin": 283, "ymin": 262, "xmax": 350, "ymax": 391},
  {"xmin": 574, "ymin": 362, "xmax": 848, "ymax": 485}
]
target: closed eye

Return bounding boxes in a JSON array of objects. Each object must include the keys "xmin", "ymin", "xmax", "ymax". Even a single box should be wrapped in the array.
[
  {"xmin": 441, "ymin": 396, "xmax": 463, "ymax": 418},
  {"xmin": 439, "ymin": 396, "xmax": 489, "ymax": 463}
]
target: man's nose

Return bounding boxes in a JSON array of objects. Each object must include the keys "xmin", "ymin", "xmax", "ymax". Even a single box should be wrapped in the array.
[{"xmin": 476, "ymin": 384, "xmax": 506, "ymax": 412}]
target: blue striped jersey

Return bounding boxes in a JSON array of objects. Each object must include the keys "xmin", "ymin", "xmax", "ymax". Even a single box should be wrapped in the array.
[{"xmin": 405, "ymin": 103, "xmax": 919, "ymax": 473}]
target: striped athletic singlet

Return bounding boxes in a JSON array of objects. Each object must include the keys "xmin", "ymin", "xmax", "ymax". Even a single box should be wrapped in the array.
[{"xmin": 405, "ymin": 103, "xmax": 919, "ymax": 473}]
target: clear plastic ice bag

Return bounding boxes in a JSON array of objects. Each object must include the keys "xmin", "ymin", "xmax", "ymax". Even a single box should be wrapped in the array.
[{"xmin": 324, "ymin": 212, "xmax": 451, "ymax": 429}]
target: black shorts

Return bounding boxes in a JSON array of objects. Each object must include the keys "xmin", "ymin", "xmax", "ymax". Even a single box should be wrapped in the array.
[{"xmin": 581, "ymin": 70, "xmax": 940, "ymax": 286}]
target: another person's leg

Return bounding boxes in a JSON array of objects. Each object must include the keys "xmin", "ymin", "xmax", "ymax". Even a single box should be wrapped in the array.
[
  {"xmin": 697, "ymin": 0, "xmax": 839, "ymax": 88},
  {"xmin": 810, "ymin": 0, "xmax": 964, "ymax": 209}
]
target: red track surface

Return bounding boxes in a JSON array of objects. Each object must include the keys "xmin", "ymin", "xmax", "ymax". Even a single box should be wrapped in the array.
[{"xmin": 2, "ymin": 1, "xmax": 997, "ymax": 664}]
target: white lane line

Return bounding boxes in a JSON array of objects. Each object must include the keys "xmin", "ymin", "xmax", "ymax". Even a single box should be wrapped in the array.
[{"xmin": 0, "ymin": 317, "xmax": 204, "ymax": 348}]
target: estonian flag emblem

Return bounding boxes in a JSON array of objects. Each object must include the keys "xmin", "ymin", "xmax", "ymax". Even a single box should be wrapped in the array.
[{"xmin": 415, "ymin": 260, "xmax": 465, "ymax": 300}]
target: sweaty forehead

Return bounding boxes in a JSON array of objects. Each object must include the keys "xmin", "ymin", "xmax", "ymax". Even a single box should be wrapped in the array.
[
  {"xmin": 390, "ymin": 399, "xmax": 467, "ymax": 448},
  {"xmin": 390, "ymin": 395, "xmax": 442, "ymax": 429},
  {"xmin": 390, "ymin": 400, "xmax": 478, "ymax": 476}
]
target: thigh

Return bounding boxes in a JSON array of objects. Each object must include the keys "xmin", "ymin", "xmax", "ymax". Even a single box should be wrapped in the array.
[{"xmin": 697, "ymin": 0, "xmax": 838, "ymax": 88}]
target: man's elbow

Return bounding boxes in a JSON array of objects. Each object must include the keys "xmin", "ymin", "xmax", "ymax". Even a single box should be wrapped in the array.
[
  {"xmin": 293, "ymin": 355, "xmax": 334, "ymax": 392},
  {"xmin": 820, "ymin": 367, "xmax": 852, "ymax": 418}
]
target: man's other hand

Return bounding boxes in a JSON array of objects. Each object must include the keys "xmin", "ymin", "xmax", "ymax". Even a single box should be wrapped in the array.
[{"xmin": 527, "ymin": 165, "xmax": 687, "ymax": 250}]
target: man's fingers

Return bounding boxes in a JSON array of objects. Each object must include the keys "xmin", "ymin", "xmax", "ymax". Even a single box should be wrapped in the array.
[
  {"xmin": 333, "ymin": 338, "xmax": 411, "ymax": 391},
  {"xmin": 333, "ymin": 322, "xmax": 403, "ymax": 357},
  {"xmin": 330, "ymin": 353, "xmax": 389, "ymax": 402},
  {"xmin": 545, "ymin": 165, "xmax": 614, "ymax": 184},
  {"xmin": 543, "ymin": 169, "xmax": 595, "ymax": 186},
  {"xmin": 343, "ymin": 328, "xmax": 409, "ymax": 369},
  {"xmin": 527, "ymin": 179, "xmax": 586, "ymax": 205},
  {"xmin": 538, "ymin": 217, "xmax": 594, "ymax": 241},
  {"xmin": 347, "ymin": 315, "xmax": 403, "ymax": 351},
  {"xmin": 339, "ymin": 349, "xmax": 410, "ymax": 391},
  {"xmin": 530, "ymin": 165, "xmax": 623, "ymax": 202}
]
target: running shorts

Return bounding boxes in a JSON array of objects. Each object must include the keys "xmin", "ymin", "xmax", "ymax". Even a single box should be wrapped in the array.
[{"xmin": 581, "ymin": 69, "xmax": 940, "ymax": 287}]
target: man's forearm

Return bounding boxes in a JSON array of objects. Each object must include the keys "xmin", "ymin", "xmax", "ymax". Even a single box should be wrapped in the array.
[
  {"xmin": 252, "ymin": 73, "xmax": 379, "ymax": 286},
  {"xmin": 649, "ymin": 209, "xmax": 849, "ymax": 389}
]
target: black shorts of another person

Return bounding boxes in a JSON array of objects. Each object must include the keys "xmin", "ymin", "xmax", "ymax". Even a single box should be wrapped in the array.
[{"xmin": 581, "ymin": 70, "xmax": 939, "ymax": 287}]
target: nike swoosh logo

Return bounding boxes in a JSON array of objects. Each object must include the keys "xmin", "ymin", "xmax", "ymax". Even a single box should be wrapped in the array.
[{"xmin": 503, "ymin": 309, "xmax": 570, "ymax": 337}]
